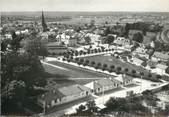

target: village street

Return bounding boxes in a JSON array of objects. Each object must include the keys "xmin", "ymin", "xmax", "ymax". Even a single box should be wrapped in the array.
[{"xmin": 40, "ymin": 59, "xmax": 169, "ymax": 116}]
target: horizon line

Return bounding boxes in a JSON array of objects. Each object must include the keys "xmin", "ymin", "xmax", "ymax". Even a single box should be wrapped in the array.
[{"xmin": 1, "ymin": 10, "xmax": 169, "ymax": 13}]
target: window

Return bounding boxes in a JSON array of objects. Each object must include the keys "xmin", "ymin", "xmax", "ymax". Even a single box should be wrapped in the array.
[
  {"xmin": 55, "ymin": 99, "xmax": 57, "ymax": 103},
  {"xmin": 98, "ymin": 88, "xmax": 100, "ymax": 91},
  {"xmin": 86, "ymin": 91, "xmax": 89, "ymax": 95},
  {"xmin": 91, "ymin": 89, "xmax": 94, "ymax": 93}
]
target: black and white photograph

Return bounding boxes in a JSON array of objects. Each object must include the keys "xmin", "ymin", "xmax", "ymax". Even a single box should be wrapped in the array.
[{"xmin": 1, "ymin": 0, "xmax": 169, "ymax": 116}]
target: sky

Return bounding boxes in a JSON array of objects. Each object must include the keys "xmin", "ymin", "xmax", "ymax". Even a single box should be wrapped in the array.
[{"xmin": 0, "ymin": 0, "xmax": 169, "ymax": 12}]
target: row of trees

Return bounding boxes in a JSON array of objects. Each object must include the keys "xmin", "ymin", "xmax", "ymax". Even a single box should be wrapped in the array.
[
  {"xmin": 62, "ymin": 56, "xmax": 160, "ymax": 82},
  {"xmin": 125, "ymin": 22, "xmax": 162, "ymax": 36},
  {"xmin": 60, "ymin": 48, "xmax": 114, "ymax": 58}
]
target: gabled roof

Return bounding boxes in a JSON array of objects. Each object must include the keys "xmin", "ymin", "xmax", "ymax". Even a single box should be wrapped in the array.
[
  {"xmin": 114, "ymin": 76, "xmax": 123, "ymax": 82},
  {"xmin": 39, "ymin": 84, "xmax": 90, "ymax": 103},
  {"xmin": 58, "ymin": 84, "xmax": 90, "ymax": 96},
  {"xmin": 77, "ymin": 85, "xmax": 91, "ymax": 92},
  {"xmin": 147, "ymin": 60, "xmax": 157, "ymax": 68},
  {"xmin": 133, "ymin": 57, "xmax": 144, "ymax": 64},
  {"xmin": 110, "ymin": 78, "xmax": 122, "ymax": 84},
  {"xmin": 96, "ymin": 78, "xmax": 115, "ymax": 86},
  {"xmin": 153, "ymin": 52, "xmax": 169, "ymax": 60},
  {"xmin": 114, "ymin": 74, "xmax": 133, "ymax": 83},
  {"xmin": 93, "ymin": 78, "xmax": 121, "ymax": 89},
  {"xmin": 39, "ymin": 90, "xmax": 65, "ymax": 103},
  {"xmin": 124, "ymin": 75, "xmax": 133, "ymax": 81},
  {"xmin": 156, "ymin": 64, "xmax": 168, "ymax": 70}
]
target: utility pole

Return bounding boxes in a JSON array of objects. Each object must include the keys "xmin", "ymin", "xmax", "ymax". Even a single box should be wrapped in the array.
[
  {"xmin": 43, "ymin": 101, "xmax": 46, "ymax": 115},
  {"xmin": 140, "ymin": 75, "xmax": 142, "ymax": 93},
  {"xmin": 102, "ymin": 86, "xmax": 104, "ymax": 104}
]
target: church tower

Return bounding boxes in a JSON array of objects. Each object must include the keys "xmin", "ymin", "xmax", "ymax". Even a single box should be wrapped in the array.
[{"xmin": 42, "ymin": 11, "xmax": 48, "ymax": 32}]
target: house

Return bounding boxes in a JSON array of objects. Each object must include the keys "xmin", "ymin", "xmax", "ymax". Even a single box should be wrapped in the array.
[
  {"xmin": 132, "ymin": 57, "xmax": 144, "ymax": 66},
  {"xmin": 4, "ymin": 34, "xmax": 12, "ymax": 39},
  {"xmin": 15, "ymin": 29, "xmax": 29, "ymax": 35},
  {"xmin": 114, "ymin": 37, "xmax": 131, "ymax": 46},
  {"xmin": 85, "ymin": 78, "xmax": 121, "ymax": 94},
  {"xmin": 68, "ymin": 37, "xmax": 77, "ymax": 46},
  {"xmin": 152, "ymin": 52, "xmax": 169, "ymax": 62},
  {"xmin": 85, "ymin": 33, "xmax": 101, "ymax": 45},
  {"xmin": 155, "ymin": 64, "xmax": 168, "ymax": 75},
  {"xmin": 147, "ymin": 60, "xmax": 158, "ymax": 70},
  {"xmin": 114, "ymin": 74, "xmax": 133, "ymax": 86},
  {"xmin": 133, "ymin": 47, "xmax": 149, "ymax": 59},
  {"xmin": 37, "ymin": 84, "xmax": 91, "ymax": 109},
  {"xmin": 56, "ymin": 33, "xmax": 71, "ymax": 46}
]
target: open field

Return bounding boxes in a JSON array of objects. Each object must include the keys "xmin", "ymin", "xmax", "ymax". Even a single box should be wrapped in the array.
[{"xmin": 42, "ymin": 61, "xmax": 110, "ymax": 86}]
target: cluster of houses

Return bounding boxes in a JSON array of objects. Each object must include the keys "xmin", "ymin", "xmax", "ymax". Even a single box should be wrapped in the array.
[{"xmin": 37, "ymin": 75, "xmax": 133, "ymax": 109}]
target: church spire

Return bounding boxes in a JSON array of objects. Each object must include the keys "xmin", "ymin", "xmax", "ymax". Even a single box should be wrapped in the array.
[{"xmin": 42, "ymin": 11, "xmax": 47, "ymax": 32}]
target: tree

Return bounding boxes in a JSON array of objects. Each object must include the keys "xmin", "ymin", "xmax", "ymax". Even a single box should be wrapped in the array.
[
  {"xmin": 85, "ymin": 59, "xmax": 90, "ymax": 65},
  {"xmin": 25, "ymin": 38, "xmax": 48, "ymax": 59},
  {"xmin": 156, "ymin": 74, "xmax": 161, "ymax": 79},
  {"xmin": 90, "ymin": 20, "xmax": 95, "ymax": 28},
  {"xmin": 75, "ymin": 58, "xmax": 79, "ymax": 62},
  {"xmin": 94, "ymin": 48, "xmax": 98, "ymax": 53},
  {"xmin": 104, "ymin": 27, "xmax": 111, "ymax": 36},
  {"xmin": 124, "ymin": 23, "xmax": 130, "ymax": 36},
  {"xmin": 38, "ymin": 43, "xmax": 48, "ymax": 59},
  {"xmin": 106, "ymin": 34, "xmax": 115, "ymax": 45},
  {"xmin": 116, "ymin": 67, "xmax": 122, "ymax": 73},
  {"xmin": 86, "ymin": 100, "xmax": 98, "ymax": 113},
  {"xmin": 78, "ymin": 58, "xmax": 84, "ymax": 65},
  {"xmin": 1, "ymin": 47, "xmax": 46, "ymax": 115},
  {"xmin": 165, "ymin": 67, "xmax": 169, "ymax": 74},
  {"xmin": 1, "ymin": 38, "xmax": 11, "ymax": 52},
  {"xmin": 132, "ymin": 32, "xmax": 143, "ymax": 43},
  {"xmin": 97, "ymin": 63, "xmax": 102, "ymax": 69},
  {"xmin": 75, "ymin": 51, "xmax": 79, "ymax": 56},
  {"xmin": 124, "ymin": 68, "xmax": 129, "ymax": 73},
  {"xmin": 90, "ymin": 61, "xmax": 95, "ymax": 67},
  {"xmin": 140, "ymin": 72, "xmax": 144, "ymax": 76},
  {"xmin": 10, "ymin": 32, "xmax": 24, "ymax": 52},
  {"xmin": 76, "ymin": 104, "xmax": 86, "ymax": 115},
  {"xmin": 141, "ymin": 61, "xmax": 147, "ymax": 67},
  {"xmin": 104, "ymin": 97, "xmax": 149, "ymax": 114},
  {"xmin": 102, "ymin": 64, "xmax": 108, "ymax": 71},
  {"xmin": 131, "ymin": 69, "xmax": 136, "ymax": 74},
  {"xmin": 109, "ymin": 65, "xmax": 115, "ymax": 72},
  {"xmin": 84, "ymin": 36, "xmax": 91, "ymax": 44}
]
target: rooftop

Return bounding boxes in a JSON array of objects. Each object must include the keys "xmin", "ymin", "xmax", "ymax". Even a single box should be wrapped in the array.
[{"xmin": 153, "ymin": 52, "xmax": 169, "ymax": 60}]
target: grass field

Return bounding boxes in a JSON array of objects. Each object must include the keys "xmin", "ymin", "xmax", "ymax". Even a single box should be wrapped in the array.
[
  {"xmin": 82, "ymin": 55, "xmax": 159, "ymax": 80},
  {"xmin": 42, "ymin": 61, "xmax": 109, "ymax": 86},
  {"xmin": 83, "ymin": 55, "xmax": 146, "ymax": 72}
]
